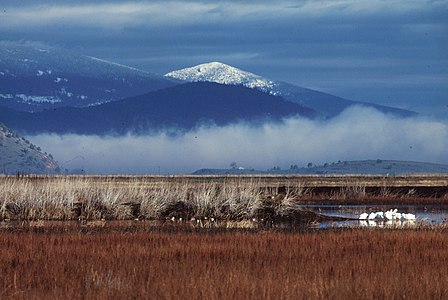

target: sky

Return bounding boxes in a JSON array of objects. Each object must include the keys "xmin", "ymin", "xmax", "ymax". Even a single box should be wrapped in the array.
[
  {"xmin": 1, "ymin": 0, "xmax": 448, "ymax": 173},
  {"xmin": 1, "ymin": 0, "xmax": 447, "ymax": 118}
]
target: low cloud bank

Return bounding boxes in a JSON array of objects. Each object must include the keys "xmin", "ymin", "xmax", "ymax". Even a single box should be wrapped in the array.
[{"xmin": 27, "ymin": 107, "xmax": 448, "ymax": 174}]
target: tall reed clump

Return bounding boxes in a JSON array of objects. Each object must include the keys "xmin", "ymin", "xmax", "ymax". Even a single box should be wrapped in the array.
[
  {"xmin": 0, "ymin": 177, "xmax": 141, "ymax": 221},
  {"xmin": 0, "ymin": 176, "xmax": 295, "ymax": 221},
  {"xmin": 205, "ymin": 179, "xmax": 262, "ymax": 220},
  {"xmin": 142, "ymin": 179, "xmax": 271, "ymax": 220},
  {"xmin": 139, "ymin": 180, "xmax": 190, "ymax": 219},
  {"xmin": 0, "ymin": 177, "xmax": 77, "ymax": 221}
]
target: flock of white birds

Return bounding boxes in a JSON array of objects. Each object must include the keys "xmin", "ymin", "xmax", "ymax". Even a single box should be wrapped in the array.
[{"xmin": 358, "ymin": 209, "xmax": 416, "ymax": 226}]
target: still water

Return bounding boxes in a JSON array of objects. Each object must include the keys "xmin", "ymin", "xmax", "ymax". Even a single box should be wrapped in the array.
[{"xmin": 301, "ymin": 204, "xmax": 448, "ymax": 229}]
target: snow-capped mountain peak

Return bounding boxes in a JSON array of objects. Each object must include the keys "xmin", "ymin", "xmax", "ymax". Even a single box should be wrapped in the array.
[
  {"xmin": 165, "ymin": 62, "xmax": 416, "ymax": 118},
  {"xmin": 165, "ymin": 62, "xmax": 276, "ymax": 93}
]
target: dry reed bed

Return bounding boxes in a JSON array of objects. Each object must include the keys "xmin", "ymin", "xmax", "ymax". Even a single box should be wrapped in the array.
[
  {"xmin": 0, "ymin": 176, "xmax": 294, "ymax": 221},
  {"xmin": 4, "ymin": 173, "xmax": 448, "ymax": 186},
  {"xmin": 1, "ymin": 176, "xmax": 447, "ymax": 221},
  {"xmin": 1, "ymin": 226, "xmax": 447, "ymax": 299}
]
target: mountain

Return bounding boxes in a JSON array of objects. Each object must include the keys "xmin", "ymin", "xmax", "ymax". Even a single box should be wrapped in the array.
[
  {"xmin": 0, "ymin": 82, "xmax": 315, "ymax": 135},
  {"xmin": 0, "ymin": 123, "xmax": 61, "ymax": 174},
  {"xmin": 166, "ymin": 61, "xmax": 277, "ymax": 93},
  {"xmin": 165, "ymin": 62, "xmax": 416, "ymax": 118},
  {"xmin": 193, "ymin": 160, "xmax": 448, "ymax": 175},
  {"xmin": 0, "ymin": 41, "xmax": 177, "ymax": 111}
]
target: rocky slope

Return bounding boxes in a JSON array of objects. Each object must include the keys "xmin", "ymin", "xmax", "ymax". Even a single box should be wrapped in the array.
[{"xmin": 0, "ymin": 123, "xmax": 61, "ymax": 174}]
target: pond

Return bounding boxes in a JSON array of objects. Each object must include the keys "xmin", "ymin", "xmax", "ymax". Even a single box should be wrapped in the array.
[
  {"xmin": 300, "ymin": 204, "xmax": 448, "ymax": 229},
  {"xmin": 1, "ymin": 204, "xmax": 447, "ymax": 231}
]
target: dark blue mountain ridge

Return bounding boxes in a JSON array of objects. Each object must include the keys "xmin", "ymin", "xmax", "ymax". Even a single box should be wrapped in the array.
[
  {"xmin": 0, "ymin": 41, "xmax": 178, "ymax": 111},
  {"xmin": 0, "ymin": 82, "xmax": 316, "ymax": 135},
  {"xmin": 273, "ymin": 81, "xmax": 416, "ymax": 118},
  {"xmin": 165, "ymin": 62, "xmax": 416, "ymax": 118},
  {"xmin": 1, "ymin": 42, "xmax": 415, "ymax": 119},
  {"xmin": 193, "ymin": 160, "xmax": 448, "ymax": 175}
]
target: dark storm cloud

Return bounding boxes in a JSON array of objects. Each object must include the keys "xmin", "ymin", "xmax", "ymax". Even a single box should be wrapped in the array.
[{"xmin": 0, "ymin": 0, "xmax": 447, "ymax": 116}]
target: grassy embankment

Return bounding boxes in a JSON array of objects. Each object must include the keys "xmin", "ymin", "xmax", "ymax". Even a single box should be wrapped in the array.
[
  {"xmin": 1, "ymin": 225, "xmax": 447, "ymax": 299},
  {"xmin": 1, "ymin": 175, "xmax": 447, "ymax": 222}
]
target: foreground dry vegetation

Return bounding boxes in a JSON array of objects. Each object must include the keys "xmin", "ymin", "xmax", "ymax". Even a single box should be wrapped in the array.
[
  {"xmin": 1, "ymin": 175, "xmax": 447, "ymax": 222},
  {"xmin": 0, "ymin": 176, "xmax": 293, "ymax": 222},
  {"xmin": 0, "ymin": 176, "xmax": 448, "ymax": 220},
  {"xmin": 1, "ymin": 175, "xmax": 447, "ymax": 299},
  {"xmin": 1, "ymin": 225, "xmax": 447, "ymax": 299}
]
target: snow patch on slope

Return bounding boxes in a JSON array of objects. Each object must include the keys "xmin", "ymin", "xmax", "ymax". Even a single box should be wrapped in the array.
[
  {"xmin": 16, "ymin": 94, "xmax": 62, "ymax": 103},
  {"xmin": 0, "ymin": 93, "xmax": 62, "ymax": 103},
  {"xmin": 0, "ymin": 41, "xmax": 177, "ymax": 111},
  {"xmin": 165, "ymin": 62, "xmax": 279, "ymax": 95}
]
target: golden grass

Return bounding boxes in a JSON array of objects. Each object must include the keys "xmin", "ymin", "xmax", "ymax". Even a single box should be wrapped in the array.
[
  {"xmin": 1, "ymin": 225, "xmax": 447, "ymax": 299},
  {"xmin": 1, "ymin": 175, "xmax": 447, "ymax": 221},
  {"xmin": 0, "ymin": 176, "xmax": 269, "ymax": 221}
]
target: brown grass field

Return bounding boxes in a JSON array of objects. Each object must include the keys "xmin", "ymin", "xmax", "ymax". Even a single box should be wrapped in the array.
[
  {"xmin": 1, "ymin": 175, "xmax": 447, "ymax": 299},
  {"xmin": 1, "ymin": 224, "xmax": 447, "ymax": 299}
]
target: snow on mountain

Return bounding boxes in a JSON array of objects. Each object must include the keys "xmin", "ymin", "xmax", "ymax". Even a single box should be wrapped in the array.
[
  {"xmin": 0, "ymin": 82, "xmax": 315, "ymax": 135},
  {"xmin": 165, "ymin": 62, "xmax": 277, "ymax": 94},
  {"xmin": 165, "ymin": 62, "xmax": 415, "ymax": 118},
  {"xmin": 0, "ymin": 93, "xmax": 62, "ymax": 104},
  {"xmin": 0, "ymin": 41, "xmax": 177, "ymax": 111}
]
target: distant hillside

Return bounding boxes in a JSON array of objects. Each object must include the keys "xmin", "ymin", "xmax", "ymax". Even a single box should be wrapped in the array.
[
  {"xmin": 0, "ymin": 123, "xmax": 61, "ymax": 174},
  {"xmin": 193, "ymin": 160, "xmax": 448, "ymax": 175},
  {"xmin": 166, "ymin": 62, "xmax": 416, "ymax": 118},
  {"xmin": 0, "ymin": 41, "xmax": 177, "ymax": 111},
  {"xmin": 0, "ymin": 82, "xmax": 315, "ymax": 135}
]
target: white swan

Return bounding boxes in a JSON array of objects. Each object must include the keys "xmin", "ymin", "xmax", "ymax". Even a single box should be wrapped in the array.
[
  {"xmin": 360, "ymin": 220, "xmax": 369, "ymax": 227},
  {"xmin": 359, "ymin": 213, "xmax": 369, "ymax": 220},
  {"xmin": 368, "ymin": 220, "xmax": 377, "ymax": 227},
  {"xmin": 402, "ymin": 213, "xmax": 416, "ymax": 220},
  {"xmin": 368, "ymin": 212, "xmax": 377, "ymax": 220},
  {"xmin": 385, "ymin": 220, "xmax": 393, "ymax": 226},
  {"xmin": 394, "ymin": 212, "xmax": 402, "ymax": 220},
  {"xmin": 385, "ymin": 210, "xmax": 394, "ymax": 220}
]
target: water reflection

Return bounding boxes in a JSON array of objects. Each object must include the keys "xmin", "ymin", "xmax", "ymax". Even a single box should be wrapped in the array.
[
  {"xmin": 1, "ymin": 204, "xmax": 447, "ymax": 231},
  {"xmin": 301, "ymin": 204, "xmax": 448, "ymax": 229}
]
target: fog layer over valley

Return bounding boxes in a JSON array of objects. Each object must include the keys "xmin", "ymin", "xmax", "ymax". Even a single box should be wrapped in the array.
[{"xmin": 28, "ymin": 107, "xmax": 448, "ymax": 174}]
